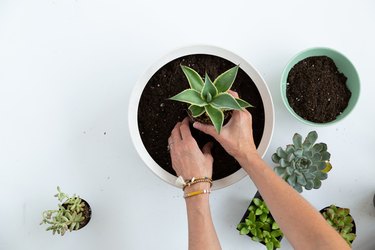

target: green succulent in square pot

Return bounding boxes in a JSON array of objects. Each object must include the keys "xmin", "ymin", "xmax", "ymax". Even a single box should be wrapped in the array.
[
  {"xmin": 272, "ymin": 131, "xmax": 332, "ymax": 193},
  {"xmin": 237, "ymin": 191, "xmax": 283, "ymax": 250},
  {"xmin": 320, "ymin": 205, "xmax": 356, "ymax": 246}
]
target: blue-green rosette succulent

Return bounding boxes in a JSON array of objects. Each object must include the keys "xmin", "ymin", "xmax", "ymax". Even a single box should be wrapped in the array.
[{"xmin": 272, "ymin": 131, "xmax": 331, "ymax": 193}]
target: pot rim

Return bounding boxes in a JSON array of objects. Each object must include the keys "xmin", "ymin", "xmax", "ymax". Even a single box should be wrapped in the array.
[{"xmin": 128, "ymin": 45, "xmax": 275, "ymax": 190}]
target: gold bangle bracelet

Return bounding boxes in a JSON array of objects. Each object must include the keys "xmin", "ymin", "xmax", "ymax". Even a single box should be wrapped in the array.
[
  {"xmin": 183, "ymin": 177, "xmax": 212, "ymax": 191},
  {"xmin": 184, "ymin": 189, "xmax": 211, "ymax": 198}
]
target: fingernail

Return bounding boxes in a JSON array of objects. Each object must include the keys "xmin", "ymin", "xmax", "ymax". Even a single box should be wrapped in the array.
[{"xmin": 193, "ymin": 122, "xmax": 198, "ymax": 128}]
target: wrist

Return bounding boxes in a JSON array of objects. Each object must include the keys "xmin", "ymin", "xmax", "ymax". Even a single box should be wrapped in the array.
[
  {"xmin": 184, "ymin": 182, "xmax": 211, "ymax": 203},
  {"xmin": 236, "ymin": 151, "xmax": 261, "ymax": 167}
]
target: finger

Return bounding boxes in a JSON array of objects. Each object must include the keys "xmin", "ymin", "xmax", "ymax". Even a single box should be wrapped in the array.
[
  {"xmin": 179, "ymin": 117, "xmax": 192, "ymax": 140},
  {"xmin": 227, "ymin": 90, "xmax": 239, "ymax": 98},
  {"xmin": 170, "ymin": 122, "xmax": 182, "ymax": 142},
  {"xmin": 193, "ymin": 122, "xmax": 218, "ymax": 138}
]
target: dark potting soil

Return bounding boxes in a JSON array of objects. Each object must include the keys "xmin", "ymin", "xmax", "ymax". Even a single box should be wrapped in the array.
[
  {"xmin": 79, "ymin": 199, "xmax": 92, "ymax": 229},
  {"xmin": 137, "ymin": 54, "xmax": 265, "ymax": 180},
  {"xmin": 286, "ymin": 56, "xmax": 351, "ymax": 123}
]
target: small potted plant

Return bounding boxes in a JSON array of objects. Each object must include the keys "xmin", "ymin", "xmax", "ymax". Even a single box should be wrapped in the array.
[
  {"xmin": 237, "ymin": 192, "xmax": 283, "ymax": 250},
  {"xmin": 40, "ymin": 187, "xmax": 92, "ymax": 236},
  {"xmin": 271, "ymin": 131, "xmax": 331, "ymax": 193},
  {"xmin": 169, "ymin": 65, "xmax": 252, "ymax": 133},
  {"xmin": 320, "ymin": 205, "xmax": 356, "ymax": 246}
]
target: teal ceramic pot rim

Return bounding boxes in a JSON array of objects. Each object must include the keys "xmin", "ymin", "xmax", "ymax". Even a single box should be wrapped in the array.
[{"xmin": 280, "ymin": 47, "xmax": 360, "ymax": 126}]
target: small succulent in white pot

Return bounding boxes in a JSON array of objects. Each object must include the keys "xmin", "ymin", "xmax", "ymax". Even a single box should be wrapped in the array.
[
  {"xmin": 40, "ymin": 187, "xmax": 92, "ymax": 236},
  {"xmin": 272, "ymin": 131, "xmax": 332, "ymax": 193},
  {"xmin": 169, "ymin": 65, "xmax": 252, "ymax": 134}
]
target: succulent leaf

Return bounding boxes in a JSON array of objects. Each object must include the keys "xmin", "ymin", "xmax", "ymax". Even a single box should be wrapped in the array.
[
  {"xmin": 313, "ymin": 179, "xmax": 321, "ymax": 189},
  {"xmin": 169, "ymin": 89, "xmax": 207, "ymax": 107},
  {"xmin": 276, "ymin": 147, "xmax": 287, "ymax": 158},
  {"xmin": 235, "ymin": 98, "xmax": 253, "ymax": 108},
  {"xmin": 205, "ymin": 105, "xmax": 224, "ymax": 134},
  {"xmin": 213, "ymin": 65, "xmax": 239, "ymax": 92},
  {"xmin": 274, "ymin": 167, "xmax": 285, "ymax": 176},
  {"xmin": 271, "ymin": 154, "xmax": 281, "ymax": 164},
  {"xmin": 285, "ymin": 144, "xmax": 295, "ymax": 154},
  {"xmin": 188, "ymin": 105, "xmax": 205, "ymax": 117},
  {"xmin": 305, "ymin": 180, "xmax": 314, "ymax": 190},
  {"xmin": 280, "ymin": 158, "xmax": 287, "ymax": 168},
  {"xmin": 294, "ymin": 184, "xmax": 303, "ymax": 193},
  {"xmin": 210, "ymin": 93, "xmax": 242, "ymax": 110},
  {"xmin": 180, "ymin": 65, "xmax": 204, "ymax": 92},
  {"xmin": 201, "ymin": 73, "xmax": 218, "ymax": 101},
  {"xmin": 296, "ymin": 175, "xmax": 307, "ymax": 185},
  {"xmin": 305, "ymin": 131, "xmax": 318, "ymax": 145},
  {"xmin": 286, "ymin": 167, "xmax": 294, "ymax": 175},
  {"xmin": 293, "ymin": 133, "xmax": 303, "ymax": 148}
]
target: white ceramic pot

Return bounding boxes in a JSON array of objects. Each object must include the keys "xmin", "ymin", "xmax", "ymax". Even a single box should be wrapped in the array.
[{"xmin": 129, "ymin": 45, "xmax": 274, "ymax": 190}]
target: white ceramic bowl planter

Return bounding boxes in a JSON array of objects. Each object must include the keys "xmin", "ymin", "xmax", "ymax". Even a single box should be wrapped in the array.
[{"xmin": 129, "ymin": 45, "xmax": 274, "ymax": 190}]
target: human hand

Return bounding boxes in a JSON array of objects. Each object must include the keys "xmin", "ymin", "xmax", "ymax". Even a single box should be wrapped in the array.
[
  {"xmin": 168, "ymin": 117, "xmax": 213, "ymax": 180},
  {"xmin": 192, "ymin": 90, "xmax": 260, "ymax": 164}
]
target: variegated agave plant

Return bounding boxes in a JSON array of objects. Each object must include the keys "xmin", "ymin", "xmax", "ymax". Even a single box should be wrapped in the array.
[
  {"xmin": 169, "ymin": 65, "xmax": 252, "ymax": 134},
  {"xmin": 272, "ymin": 131, "xmax": 332, "ymax": 193}
]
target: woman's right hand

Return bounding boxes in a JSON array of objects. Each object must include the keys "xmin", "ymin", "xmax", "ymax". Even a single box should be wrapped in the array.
[{"xmin": 192, "ymin": 91, "xmax": 260, "ymax": 164}]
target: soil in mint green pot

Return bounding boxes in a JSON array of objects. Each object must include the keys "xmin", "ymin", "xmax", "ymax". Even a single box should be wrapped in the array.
[
  {"xmin": 137, "ymin": 54, "xmax": 265, "ymax": 180},
  {"xmin": 287, "ymin": 56, "xmax": 351, "ymax": 123}
]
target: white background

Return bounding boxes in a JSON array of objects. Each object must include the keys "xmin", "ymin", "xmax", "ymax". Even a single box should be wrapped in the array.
[{"xmin": 0, "ymin": 0, "xmax": 374, "ymax": 249}]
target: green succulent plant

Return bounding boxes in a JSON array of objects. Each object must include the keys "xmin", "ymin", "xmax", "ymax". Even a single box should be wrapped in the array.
[
  {"xmin": 272, "ymin": 131, "xmax": 331, "ymax": 193},
  {"xmin": 40, "ymin": 187, "xmax": 87, "ymax": 236},
  {"xmin": 321, "ymin": 205, "xmax": 356, "ymax": 246},
  {"xmin": 169, "ymin": 65, "xmax": 252, "ymax": 133},
  {"xmin": 237, "ymin": 197, "xmax": 283, "ymax": 250}
]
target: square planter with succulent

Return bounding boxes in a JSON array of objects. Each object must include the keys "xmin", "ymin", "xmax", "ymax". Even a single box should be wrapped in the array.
[
  {"xmin": 129, "ymin": 45, "xmax": 275, "ymax": 189},
  {"xmin": 272, "ymin": 131, "xmax": 332, "ymax": 193},
  {"xmin": 40, "ymin": 187, "xmax": 92, "ymax": 236},
  {"xmin": 320, "ymin": 205, "xmax": 356, "ymax": 246},
  {"xmin": 237, "ymin": 192, "xmax": 283, "ymax": 250}
]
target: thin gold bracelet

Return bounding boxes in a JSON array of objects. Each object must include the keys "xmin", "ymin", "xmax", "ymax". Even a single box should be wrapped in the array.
[
  {"xmin": 184, "ymin": 189, "xmax": 211, "ymax": 198},
  {"xmin": 183, "ymin": 177, "xmax": 212, "ymax": 191}
]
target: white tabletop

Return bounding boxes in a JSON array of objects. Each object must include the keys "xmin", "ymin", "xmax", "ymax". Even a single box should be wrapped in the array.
[{"xmin": 1, "ymin": 0, "xmax": 374, "ymax": 249}]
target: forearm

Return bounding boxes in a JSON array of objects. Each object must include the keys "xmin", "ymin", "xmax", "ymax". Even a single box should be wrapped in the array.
[
  {"xmin": 238, "ymin": 155, "xmax": 350, "ymax": 250},
  {"xmin": 185, "ymin": 184, "xmax": 221, "ymax": 250}
]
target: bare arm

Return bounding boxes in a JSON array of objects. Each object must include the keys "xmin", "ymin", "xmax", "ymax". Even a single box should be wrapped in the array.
[
  {"xmin": 193, "ymin": 91, "xmax": 350, "ymax": 250},
  {"xmin": 169, "ymin": 118, "xmax": 221, "ymax": 250}
]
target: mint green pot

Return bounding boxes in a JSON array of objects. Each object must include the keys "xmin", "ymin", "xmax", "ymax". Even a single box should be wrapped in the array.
[{"xmin": 281, "ymin": 47, "xmax": 360, "ymax": 126}]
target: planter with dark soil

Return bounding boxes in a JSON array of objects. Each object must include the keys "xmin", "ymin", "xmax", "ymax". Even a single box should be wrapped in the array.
[
  {"xmin": 281, "ymin": 47, "xmax": 360, "ymax": 126},
  {"xmin": 129, "ymin": 45, "xmax": 274, "ymax": 189}
]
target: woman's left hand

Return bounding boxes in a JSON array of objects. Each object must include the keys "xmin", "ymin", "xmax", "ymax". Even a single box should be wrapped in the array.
[{"xmin": 168, "ymin": 117, "xmax": 213, "ymax": 180}]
